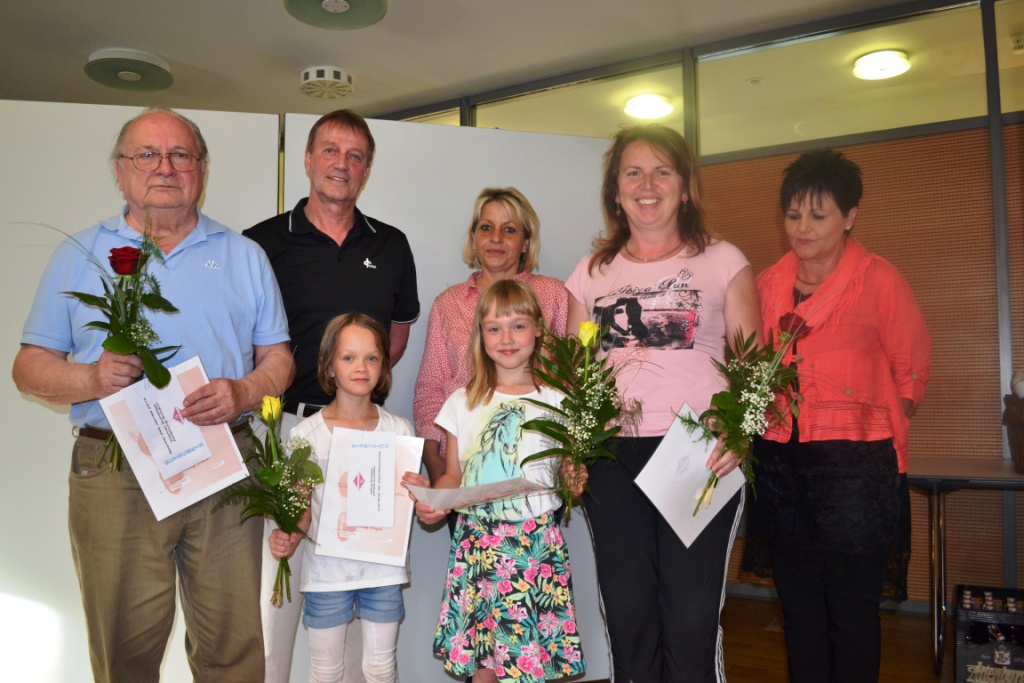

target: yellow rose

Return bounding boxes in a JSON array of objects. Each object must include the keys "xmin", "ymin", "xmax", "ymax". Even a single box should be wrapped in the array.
[
  {"xmin": 261, "ymin": 396, "xmax": 282, "ymax": 423},
  {"xmin": 578, "ymin": 321, "xmax": 600, "ymax": 348}
]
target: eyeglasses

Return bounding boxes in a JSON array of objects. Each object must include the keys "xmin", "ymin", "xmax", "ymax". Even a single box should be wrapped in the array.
[{"xmin": 119, "ymin": 151, "xmax": 201, "ymax": 172}]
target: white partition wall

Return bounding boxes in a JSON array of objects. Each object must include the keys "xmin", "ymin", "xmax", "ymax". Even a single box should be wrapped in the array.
[
  {"xmin": 2, "ymin": 101, "xmax": 611, "ymax": 682},
  {"xmin": 0, "ymin": 100, "xmax": 279, "ymax": 683},
  {"xmin": 283, "ymin": 115, "xmax": 612, "ymax": 681}
]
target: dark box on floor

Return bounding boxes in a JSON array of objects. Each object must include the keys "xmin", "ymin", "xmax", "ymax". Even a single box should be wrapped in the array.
[{"xmin": 955, "ymin": 585, "xmax": 1024, "ymax": 682}]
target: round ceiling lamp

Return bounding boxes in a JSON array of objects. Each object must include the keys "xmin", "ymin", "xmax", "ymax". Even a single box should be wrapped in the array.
[
  {"xmin": 285, "ymin": 0, "xmax": 387, "ymax": 29},
  {"xmin": 853, "ymin": 50, "xmax": 910, "ymax": 80},
  {"xmin": 624, "ymin": 94, "xmax": 673, "ymax": 119},
  {"xmin": 300, "ymin": 66, "xmax": 354, "ymax": 99},
  {"xmin": 84, "ymin": 48, "xmax": 173, "ymax": 90}
]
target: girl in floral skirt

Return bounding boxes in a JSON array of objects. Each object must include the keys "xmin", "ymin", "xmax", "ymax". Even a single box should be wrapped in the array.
[{"xmin": 403, "ymin": 279, "xmax": 586, "ymax": 683}]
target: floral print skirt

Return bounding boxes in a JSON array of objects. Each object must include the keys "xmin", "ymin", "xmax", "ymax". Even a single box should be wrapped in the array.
[{"xmin": 433, "ymin": 511, "xmax": 586, "ymax": 682}]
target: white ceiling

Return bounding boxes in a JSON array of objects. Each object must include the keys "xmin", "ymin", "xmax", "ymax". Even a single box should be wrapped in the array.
[{"xmin": 0, "ymin": 0, "xmax": 903, "ymax": 118}]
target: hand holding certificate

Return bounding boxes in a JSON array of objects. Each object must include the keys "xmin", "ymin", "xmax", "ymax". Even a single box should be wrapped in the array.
[
  {"xmin": 635, "ymin": 405, "xmax": 745, "ymax": 547},
  {"xmin": 316, "ymin": 428, "xmax": 423, "ymax": 567},
  {"xmin": 99, "ymin": 356, "xmax": 249, "ymax": 521},
  {"xmin": 124, "ymin": 376, "xmax": 210, "ymax": 479},
  {"xmin": 404, "ymin": 478, "xmax": 548, "ymax": 512}
]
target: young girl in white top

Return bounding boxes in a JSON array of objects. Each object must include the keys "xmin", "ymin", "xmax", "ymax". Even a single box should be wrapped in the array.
[
  {"xmin": 403, "ymin": 280, "xmax": 587, "ymax": 683},
  {"xmin": 270, "ymin": 313, "xmax": 414, "ymax": 683}
]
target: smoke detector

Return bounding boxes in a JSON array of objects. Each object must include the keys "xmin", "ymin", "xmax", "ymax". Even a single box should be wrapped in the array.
[
  {"xmin": 84, "ymin": 48, "xmax": 173, "ymax": 90},
  {"xmin": 300, "ymin": 66, "xmax": 353, "ymax": 99}
]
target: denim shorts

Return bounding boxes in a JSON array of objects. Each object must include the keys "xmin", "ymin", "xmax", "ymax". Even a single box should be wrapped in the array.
[{"xmin": 302, "ymin": 584, "xmax": 405, "ymax": 628}]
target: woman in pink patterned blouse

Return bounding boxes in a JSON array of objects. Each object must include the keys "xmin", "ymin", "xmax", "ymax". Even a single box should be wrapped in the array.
[{"xmin": 413, "ymin": 187, "xmax": 568, "ymax": 518}]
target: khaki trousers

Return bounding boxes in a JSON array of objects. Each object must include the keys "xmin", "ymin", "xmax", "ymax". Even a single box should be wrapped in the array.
[{"xmin": 69, "ymin": 430, "xmax": 264, "ymax": 683}]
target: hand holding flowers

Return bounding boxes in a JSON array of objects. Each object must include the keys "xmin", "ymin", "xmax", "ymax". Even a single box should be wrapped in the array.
[
  {"xmin": 217, "ymin": 396, "xmax": 324, "ymax": 606},
  {"xmin": 521, "ymin": 321, "xmax": 640, "ymax": 514},
  {"xmin": 27, "ymin": 221, "xmax": 182, "ymax": 471},
  {"xmin": 560, "ymin": 458, "xmax": 590, "ymax": 498},
  {"xmin": 681, "ymin": 318, "xmax": 807, "ymax": 515}
]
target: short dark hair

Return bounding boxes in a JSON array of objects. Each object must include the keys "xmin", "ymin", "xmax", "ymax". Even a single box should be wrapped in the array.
[
  {"xmin": 316, "ymin": 313, "xmax": 392, "ymax": 402},
  {"xmin": 780, "ymin": 149, "xmax": 862, "ymax": 216},
  {"xmin": 305, "ymin": 109, "xmax": 376, "ymax": 166}
]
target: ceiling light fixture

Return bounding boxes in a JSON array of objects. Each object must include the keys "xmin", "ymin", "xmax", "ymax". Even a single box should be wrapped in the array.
[
  {"xmin": 285, "ymin": 0, "xmax": 387, "ymax": 29},
  {"xmin": 84, "ymin": 48, "xmax": 173, "ymax": 90},
  {"xmin": 300, "ymin": 66, "xmax": 354, "ymax": 99},
  {"xmin": 624, "ymin": 94, "xmax": 673, "ymax": 119},
  {"xmin": 853, "ymin": 50, "xmax": 910, "ymax": 80}
]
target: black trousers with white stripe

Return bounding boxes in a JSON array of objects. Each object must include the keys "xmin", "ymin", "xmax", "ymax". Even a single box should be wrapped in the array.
[{"xmin": 584, "ymin": 437, "xmax": 742, "ymax": 683}]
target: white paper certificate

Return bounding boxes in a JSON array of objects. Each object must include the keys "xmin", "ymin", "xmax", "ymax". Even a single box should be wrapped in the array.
[
  {"xmin": 316, "ymin": 429, "xmax": 424, "ymax": 567},
  {"xmin": 98, "ymin": 356, "xmax": 249, "ymax": 521},
  {"xmin": 634, "ymin": 404, "xmax": 745, "ymax": 548},
  {"xmin": 404, "ymin": 478, "xmax": 548, "ymax": 512},
  {"xmin": 343, "ymin": 431, "xmax": 396, "ymax": 528},
  {"xmin": 125, "ymin": 377, "xmax": 209, "ymax": 479}
]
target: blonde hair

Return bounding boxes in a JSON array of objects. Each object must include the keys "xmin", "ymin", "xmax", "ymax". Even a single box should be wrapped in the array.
[
  {"xmin": 465, "ymin": 280, "xmax": 544, "ymax": 409},
  {"xmin": 317, "ymin": 313, "xmax": 392, "ymax": 402},
  {"xmin": 461, "ymin": 187, "xmax": 542, "ymax": 274}
]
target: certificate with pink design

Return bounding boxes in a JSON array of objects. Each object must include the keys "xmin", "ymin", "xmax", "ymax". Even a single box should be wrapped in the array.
[
  {"xmin": 316, "ymin": 428, "xmax": 424, "ymax": 567},
  {"xmin": 346, "ymin": 431, "xmax": 396, "ymax": 528},
  {"xmin": 98, "ymin": 356, "xmax": 249, "ymax": 521}
]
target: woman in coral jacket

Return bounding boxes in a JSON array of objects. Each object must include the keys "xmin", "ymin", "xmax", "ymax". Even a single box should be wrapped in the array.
[{"xmin": 743, "ymin": 149, "xmax": 931, "ymax": 683}]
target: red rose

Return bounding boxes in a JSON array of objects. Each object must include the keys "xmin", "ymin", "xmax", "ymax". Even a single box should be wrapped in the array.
[
  {"xmin": 109, "ymin": 246, "xmax": 142, "ymax": 275},
  {"xmin": 779, "ymin": 312, "xmax": 810, "ymax": 341}
]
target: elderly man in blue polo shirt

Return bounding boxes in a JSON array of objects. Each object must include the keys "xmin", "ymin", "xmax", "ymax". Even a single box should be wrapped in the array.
[
  {"xmin": 244, "ymin": 109, "xmax": 419, "ymax": 683},
  {"xmin": 12, "ymin": 107, "xmax": 294, "ymax": 683}
]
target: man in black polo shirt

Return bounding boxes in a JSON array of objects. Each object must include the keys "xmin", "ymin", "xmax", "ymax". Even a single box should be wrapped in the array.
[{"xmin": 244, "ymin": 109, "xmax": 419, "ymax": 683}]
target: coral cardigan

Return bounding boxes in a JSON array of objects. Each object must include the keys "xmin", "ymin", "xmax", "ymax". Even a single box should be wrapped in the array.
[{"xmin": 757, "ymin": 239, "xmax": 931, "ymax": 472}]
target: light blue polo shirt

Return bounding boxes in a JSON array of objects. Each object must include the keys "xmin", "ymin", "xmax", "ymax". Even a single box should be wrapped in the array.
[{"xmin": 21, "ymin": 207, "xmax": 290, "ymax": 429}]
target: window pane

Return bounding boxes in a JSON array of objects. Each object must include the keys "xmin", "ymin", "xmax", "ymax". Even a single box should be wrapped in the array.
[
  {"xmin": 403, "ymin": 109, "xmax": 460, "ymax": 126},
  {"xmin": 698, "ymin": 5, "xmax": 987, "ymax": 155},
  {"xmin": 475, "ymin": 63, "xmax": 684, "ymax": 138},
  {"xmin": 997, "ymin": 0, "xmax": 1024, "ymax": 114}
]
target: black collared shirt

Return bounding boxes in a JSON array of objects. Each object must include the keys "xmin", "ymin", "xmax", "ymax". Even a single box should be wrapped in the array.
[{"xmin": 244, "ymin": 198, "xmax": 419, "ymax": 410}]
